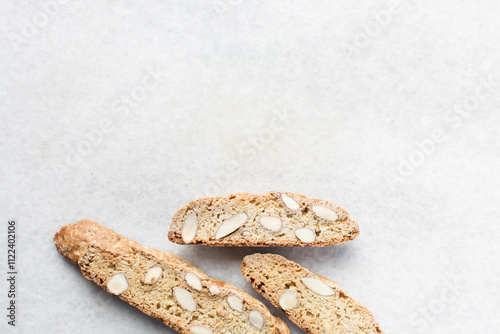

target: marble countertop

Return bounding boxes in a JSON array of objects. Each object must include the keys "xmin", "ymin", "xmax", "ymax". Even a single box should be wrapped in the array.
[{"xmin": 1, "ymin": 1, "xmax": 499, "ymax": 333}]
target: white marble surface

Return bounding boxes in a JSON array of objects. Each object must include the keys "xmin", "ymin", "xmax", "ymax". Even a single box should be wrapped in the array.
[{"xmin": 1, "ymin": 1, "xmax": 499, "ymax": 333}]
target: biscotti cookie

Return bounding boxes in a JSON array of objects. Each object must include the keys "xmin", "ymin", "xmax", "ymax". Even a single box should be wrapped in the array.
[
  {"xmin": 54, "ymin": 220, "xmax": 290, "ymax": 334},
  {"xmin": 241, "ymin": 253, "xmax": 384, "ymax": 334},
  {"xmin": 168, "ymin": 192, "xmax": 359, "ymax": 247}
]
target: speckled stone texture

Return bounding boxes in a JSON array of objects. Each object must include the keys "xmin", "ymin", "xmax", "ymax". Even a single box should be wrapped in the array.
[{"xmin": 1, "ymin": 0, "xmax": 500, "ymax": 333}]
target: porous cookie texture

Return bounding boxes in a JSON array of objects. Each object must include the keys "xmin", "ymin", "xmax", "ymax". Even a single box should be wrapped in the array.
[
  {"xmin": 168, "ymin": 192, "xmax": 360, "ymax": 247},
  {"xmin": 54, "ymin": 220, "xmax": 290, "ymax": 334},
  {"xmin": 241, "ymin": 253, "xmax": 384, "ymax": 334}
]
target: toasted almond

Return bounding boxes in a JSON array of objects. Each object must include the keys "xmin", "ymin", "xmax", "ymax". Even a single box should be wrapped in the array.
[
  {"xmin": 182, "ymin": 212, "xmax": 198, "ymax": 243},
  {"xmin": 215, "ymin": 213, "xmax": 248, "ymax": 239},
  {"xmin": 227, "ymin": 295, "xmax": 243, "ymax": 312},
  {"xmin": 185, "ymin": 272, "xmax": 202, "ymax": 291},
  {"xmin": 295, "ymin": 228, "xmax": 316, "ymax": 243},
  {"xmin": 174, "ymin": 287, "xmax": 197, "ymax": 311},
  {"xmin": 280, "ymin": 194, "xmax": 301, "ymax": 211},
  {"xmin": 143, "ymin": 266, "xmax": 162, "ymax": 284},
  {"xmin": 259, "ymin": 215, "xmax": 282, "ymax": 231},
  {"xmin": 312, "ymin": 205, "xmax": 338, "ymax": 221},
  {"xmin": 107, "ymin": 273, "xmax": 129, "ymax": 295},
  {"xmin": 248, "ymin": 310, "xmax": 264, "ymax": 329},
  {"xmin": 189, "ymin": 325, "xmax": 213, "ymax": 334},
  {"xmin": 301, "ymin": 277, "xmax": 335, "ymax": 296},
  {"xmin": 279, "ymin": 290, "xmax": 299, "ymax": 310}
]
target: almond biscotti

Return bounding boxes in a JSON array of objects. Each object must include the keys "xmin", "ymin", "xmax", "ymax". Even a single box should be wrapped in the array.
[
  {"xmin": 241, "ymin": 253, "xmax": 384, "ymax": 334},
  {"xmin": 168, "ymin": 192, "xmax": 359, "ymax": 247},
  {"xmin": 54, "ymin": 220, "xmax": 290, "ymax": 334}
]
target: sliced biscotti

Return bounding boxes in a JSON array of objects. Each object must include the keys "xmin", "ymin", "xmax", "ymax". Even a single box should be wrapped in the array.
[
  {"xmin": 241, "ymin": 253, "xmax": 384, "ymax": 334},
  {"xmin": 54, "ymin": 220, "xmax": 290, "ymax": 334},
  {"xmin": 168, "ymin": 192, "xmax": 359, "ymax": 247}
]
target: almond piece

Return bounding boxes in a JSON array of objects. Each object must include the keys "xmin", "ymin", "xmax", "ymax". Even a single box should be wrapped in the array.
[
  {"xmin": 107, "ymin": 273, "xmax": 129, "ymax": 295},
  {"xmin": 259, "ymin": 215, "xmax": 282, "ymax": 231},
  {"xmin": 312, "ymin": 205, "xmax": 338, "ymax": 221},
  {"xmin": 217, "ymin": 308, "xmax": 228, "ymax": 317},
  {"xmin": 295, "ymin": 228, "xmax": 316, "ymax": 243},
  {"xmin": 215, "ymin": 213, "xmax": 248, "ymax": 240},
  {"xmin": 143, "ymin": 266, "xmax": 162, "ymax": 285},
  {"xmin": 189, "ymin": 325, "xmax": 213, "ymax": 334},
  {"xmin": 279, "ymin": 290, "xmax": 299, "ymax": 310},
  {"xmin": 248, "ymin": 310, "xmax": 265, "ymax": 329},
  {"xmin": 174, "ymin": 287, "xmax": 197, "ymax": 311},
  {"xmin": 182, "ymin": 212, "xmax": 198, "ymax": 243},
  {"xmin": 301, "ymin": 277, "xmax": 335, "ymax": 296},
  {"xmin": 209, "ymin": 285, "xmax": 221, "ymax": 295},
  {"xmin": 227, "ymin": 295, "xmax": 243, "ymax": 312},
  {"xmin": 280, "ymin": 194, "xmax": 301, "ymax": 211},
  {"xmin": 185, "ymin": 272, "xmax": 202, "ymax": 291},
  {"xmin": 323, "ymin": 319, "xmax": 333, "ymax": 333}
]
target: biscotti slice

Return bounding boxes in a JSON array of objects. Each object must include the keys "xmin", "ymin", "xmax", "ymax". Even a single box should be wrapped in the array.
[
  {"xmin": 168, "ymin": 192, "xmax": 359, "ymax": 247},
  {"xmin": 241, "ymin": 253, "xmax": 384, "ymax": 334},
  {"xmin": 54, "ymin": 220, "xmax": 290, "ymax": 334}
]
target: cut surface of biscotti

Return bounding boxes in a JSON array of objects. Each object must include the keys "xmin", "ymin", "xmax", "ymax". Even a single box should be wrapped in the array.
[
  {"xmin": 54, "ymin": 220, "xmax": 290, "ymax": 334},
  {"xmin": 168, "ymin": 192, "xmax": 359, "ymax": 247},
  {"xmin": 241, "ymin": 253, "xmax": 384, "ymax": 334}
]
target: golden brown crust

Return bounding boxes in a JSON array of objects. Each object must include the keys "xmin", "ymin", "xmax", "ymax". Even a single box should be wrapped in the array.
[
  {"xmin": 168, "ymin": 192, "xmax": 360, "ymax": 247},
  {"xmin": 53, "ymin": 219, "xmax": 148, "ymax": 264},
  {"xmin": 54, "ymin": 220, "xmax": 290, "ymax": 334},
  {"xmin": 241, "ymin": 253, "xmax": 384, "ymax": 334}
]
